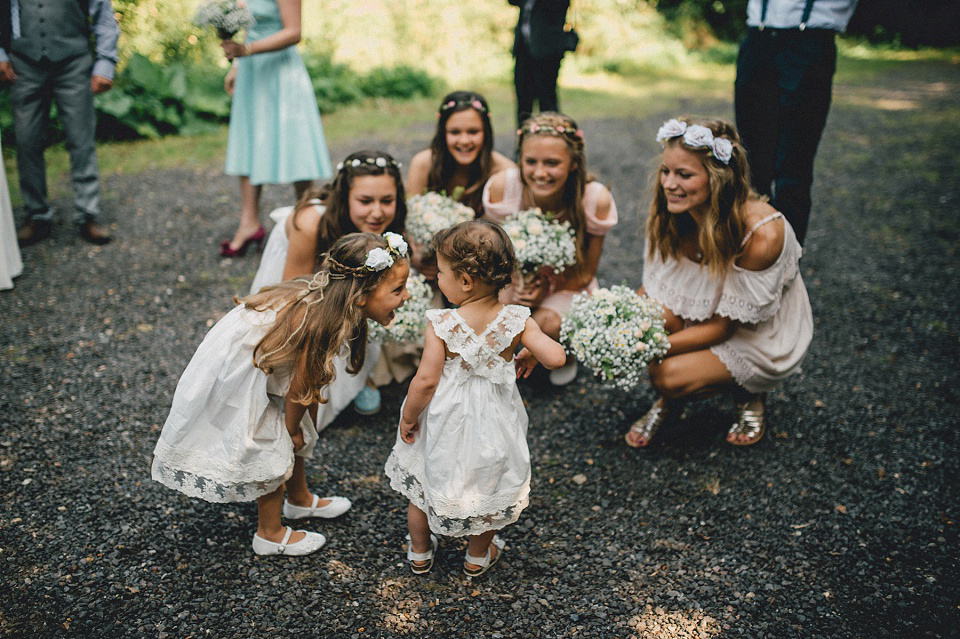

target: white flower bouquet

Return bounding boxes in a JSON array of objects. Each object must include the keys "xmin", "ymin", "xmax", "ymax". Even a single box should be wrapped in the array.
[
  {"xmin": 559, "ymin": 285, "xmax": 671, "ymax": 390},
  {"xmin": 194, "ymin": 0, "xmax": 254, "ymax": 39},
  {"xmin": 367, "ymin": 272, "xmax": 433, "ymax": 343},
  {"xmin": 501, "ymin": 208, "xmax": 577, "ymax": 279},
  {"xmin": 405, "ymin": 192, "xmax": 475, "ymax": 257}
]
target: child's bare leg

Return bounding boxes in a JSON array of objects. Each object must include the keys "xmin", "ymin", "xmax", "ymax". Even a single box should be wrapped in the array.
[
  {"xmin": 407, "ymin": 502, "xmax": 432, "ymax": 556},
  {"xmin": 256, "ymin": 484, "xmax": 306, "ymax": 544},
  {"xmin": 465, "ymin": 529, "xmax": 499, "ymax": 570},
  {"xmin": 284, "ymin": 455, "xmax": 336, "ymax": 509}
]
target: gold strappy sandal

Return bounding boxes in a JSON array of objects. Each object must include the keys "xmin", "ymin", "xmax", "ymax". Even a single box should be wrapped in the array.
[
  {"xmin": 727, "ymin": 394, "xmax": 766, "ymax": 446},
  {"xmin": 625, "ymin": 398, "xmax": 683, "ymax": 448}
]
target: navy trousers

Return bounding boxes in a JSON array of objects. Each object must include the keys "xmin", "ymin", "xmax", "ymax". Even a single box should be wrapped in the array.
[
  {"xmin": 514, "ymin": 39, "xmax": 563, "ymax": 128},
  {"xmin": 734, "ymin": 28, "xmax": 837, "ymax": 245}
]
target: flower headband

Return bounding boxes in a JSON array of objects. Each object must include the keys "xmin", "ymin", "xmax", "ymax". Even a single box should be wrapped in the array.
[
  {"xmin": 656, "ymin": 119, "xmax": 733, "ymax": 165},
  {"xmin": 336, "ymin": 155, "xmax": 402, "ymax": 173},
  {"xmin": 438, "ymin": 98, "xmax": 488, "ymax": 117},
  {"xmin": 364, "ymin": 232, "xmax": 409, "ymax": 272},
  {"xmin": 517, "ymin": 121, "xmax": 585, "ymax": 139}
]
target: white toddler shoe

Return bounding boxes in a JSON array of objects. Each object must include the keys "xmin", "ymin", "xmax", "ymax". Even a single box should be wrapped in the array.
[
  {"xmin": 252, "ymin": 527, "xmax": 326, "ymax": 556},
  {"xmin": 282, "ymin": 495, "xmax": 352, "ymax": 520}
]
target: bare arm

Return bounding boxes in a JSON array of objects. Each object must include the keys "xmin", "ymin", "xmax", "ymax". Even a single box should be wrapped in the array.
[
  {"xmin": 405, "ymin": 150, "xmax": 431, "ymax": 197},
  {"xmin": 515, "ymin": 317, "xmax": 567, "ymax": 378},
  {"xmin": 399, "ymin": 324, "xmax": 446, "ymax": 443},
  {"xmin": 284, "ymin": 373, "xmax": 309, "ymax": 450},
  {"xmin": 282, "ymin": 208, "xmax": 321, "ymax": 280},
  {"xmin": 663, "ymin": 314, "xmax": 737, "ymax": 357},
  {"xmin": 222, "ymin": 0, "xmax": 303, "ymax": 59},
  {"xmin": 557, "ymin": 187, "xmax": 613, "ymax": 291}
]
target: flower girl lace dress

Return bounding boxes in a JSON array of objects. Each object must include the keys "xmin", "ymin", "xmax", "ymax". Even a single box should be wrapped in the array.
[{"xmin": 385, "ymin": 305, "xmax": 532, "ymax": 536}]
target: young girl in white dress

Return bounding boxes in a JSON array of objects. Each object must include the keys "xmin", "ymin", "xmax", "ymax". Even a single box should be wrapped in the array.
[
  {"xmin": 250, "ymin": 150, "xmax": 407, "ymax": 418},
  {"xmin": 482, "ymin": 112, "xmax": 618, "ymax": 386},
  {"xmin": 153, "ymin": 233, "xmax": 411, "ymax": 556},
  {"xmin": 385, "ymin": 221, "xmax": 566, "ymax": 577},
  {"xmin": 625, "ymin": 118, "xmax": 813, "ymax": 449}
]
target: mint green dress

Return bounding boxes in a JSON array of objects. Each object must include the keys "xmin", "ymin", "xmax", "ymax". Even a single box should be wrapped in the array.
[{"xmin": 224, "ymin": 0, "xmax": 333, "ymax": 185}]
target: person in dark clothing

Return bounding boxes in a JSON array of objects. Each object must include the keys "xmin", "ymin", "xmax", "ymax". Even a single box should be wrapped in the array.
[{"xmin": 509, "ymin": 0, "xmax": 573, "ymax": 128}]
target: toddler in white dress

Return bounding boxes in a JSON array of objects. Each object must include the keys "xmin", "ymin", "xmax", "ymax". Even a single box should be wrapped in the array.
[{"xmin": 385, "ymin": 220, "xmax": 566, "ymax": 577}]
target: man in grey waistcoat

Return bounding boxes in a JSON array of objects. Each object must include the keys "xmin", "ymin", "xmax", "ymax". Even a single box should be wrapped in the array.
[{"xmin": 0, "ymin": 0, "xmax": 119, "ymax": 246}]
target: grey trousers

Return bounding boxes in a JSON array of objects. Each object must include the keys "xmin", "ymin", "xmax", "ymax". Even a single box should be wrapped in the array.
[{"xmin": 11, "ymin": 51, "xmax": 101, "ymax": 224}]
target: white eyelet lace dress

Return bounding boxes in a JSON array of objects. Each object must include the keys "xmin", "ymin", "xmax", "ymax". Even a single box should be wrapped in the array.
[
  {"xmin": 151, "ymin": 305, "xmax": 319, "ymax": 503},
  {"xmin": 642, "ymin": 213, "xmax": 813, "ymax": 393},
  {"xmin": 385, "ymin": 305, "xmax": 532, "ymax": 537}
]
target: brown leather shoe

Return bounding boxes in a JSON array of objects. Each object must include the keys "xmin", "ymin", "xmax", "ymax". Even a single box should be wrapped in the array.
[
  {"xmin": 17, "ymin": 219, "xmax": 53, "ymax": 247},
  {"xmin": 79, "ymin": 221, "xmax": 112, "ymax": 245}
]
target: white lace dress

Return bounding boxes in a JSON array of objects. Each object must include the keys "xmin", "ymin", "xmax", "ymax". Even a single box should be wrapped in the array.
[
  {"xmin": 385, "ymin": 305, "xmax": 532, "ymax": 537},
  {"xmin": 152, "ymin": 305, "xmax": 318, "ymax": 503},
  {"xmin": 643, "ymin": 213, "xmax": 813, "ymax": 393},
  {"xmin": 249, "ymin": 202, "xmax": 379, "ymax": 431}
]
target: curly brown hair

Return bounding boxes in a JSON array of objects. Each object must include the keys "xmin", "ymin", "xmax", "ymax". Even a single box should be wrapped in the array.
[
  {"xmin": 431, "ymin": 220, "xmax": 516, "ymax": 293},
  {"xmin": 241, "ymin": 233, "xmax": 406, "ymax": 405}
]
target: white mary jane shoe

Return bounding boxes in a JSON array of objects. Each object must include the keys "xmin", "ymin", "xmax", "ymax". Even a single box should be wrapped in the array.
[
  {"xmin": 282, "ymin": 495, "xmax": 352, "ymax": 520},
  {"xmin": 252, "ymin": 527, "xmax": 326, "ymax": 556}
]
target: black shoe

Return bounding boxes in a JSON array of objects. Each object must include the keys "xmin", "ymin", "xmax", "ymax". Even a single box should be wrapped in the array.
[
  {"xmin": 17, "ymin": 219, "xmax": 52, "ymax": 247},
  {"xmin": 79, "ymin": 221, "xmax": 112, "ymax": 245}
]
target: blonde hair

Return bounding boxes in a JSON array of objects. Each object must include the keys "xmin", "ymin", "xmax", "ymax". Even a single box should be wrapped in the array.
[
  {"xmin": 517, "ymin": 112, "xmax": 591, "ymax": 267},
  {"xmin": 646, "ymin": 117, "xmax": 752, "ymax": 276},
  {"xmin": 241, "ymin": 233, "xmax": 406, "ymax": 405}
]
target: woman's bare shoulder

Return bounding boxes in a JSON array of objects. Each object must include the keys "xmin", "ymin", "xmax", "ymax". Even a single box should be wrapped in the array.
[{"xmin": 738, "ymin": 200, "xmax": 785, "ymax": 271}]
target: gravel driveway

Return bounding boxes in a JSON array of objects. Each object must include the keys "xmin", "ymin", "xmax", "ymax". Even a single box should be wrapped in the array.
[{"xmin": 2, "ymin": 59, "xmax": 958, "ymax": 638}]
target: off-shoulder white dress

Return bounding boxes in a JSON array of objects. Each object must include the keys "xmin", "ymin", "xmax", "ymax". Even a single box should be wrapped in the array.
[
  {"xmin": 385, "ymin": 305, "xmax": 532, "ymax": 537},
  {"xmin": 249, "ymin": 202, "xmax": 379, "ymax": 430},
  {"xmin": 481, "ymin": 167, "xmax": 618, "ymax": 317},
  {"xmin": 643, "ymin": 213, "xmax": 813, "ymax": 393}
]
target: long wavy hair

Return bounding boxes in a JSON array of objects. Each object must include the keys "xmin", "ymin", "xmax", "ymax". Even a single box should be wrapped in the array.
[
  {"xmin": 516, "ymin": 111, "xmax": 592, "ymax": 267},
  {"xmin": 646, "ymin": 117, "xmax": 752, "ymax": 277},
  {"xmin": 426, "ymin": 91, "xmax": 495, "ymax": 216},
  {"xmin": 290, "ymin": 150, "xmax": 407, "ymax": 269},
  {"xmin": 241, "ymin": 233, "xmax": 406, "ymax": 405},
  {"xmin": 432, "ymin": 220, "xmax": 517, "ymax": 293}
]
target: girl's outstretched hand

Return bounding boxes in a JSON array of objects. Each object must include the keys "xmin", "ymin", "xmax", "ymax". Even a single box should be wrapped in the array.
[
  {"xmin": 515, "ymin": 347, "xmax": 540, "ymax": 379},
  {"xmin": 400, "ymin": 418, "xmax": 419, "ymax": 444}
]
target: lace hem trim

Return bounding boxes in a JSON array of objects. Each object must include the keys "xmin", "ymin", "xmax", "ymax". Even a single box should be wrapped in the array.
[
  {"xmin": 646, "ymin": 278, "xmax": 718, "ymax": 322},
  {"xmin": 151, "ymin": 456, "xmax": 290, "ymax": 503},
  {"xmin": 384, "ymin": 452, "xmax": 528, "ymax": 537}
]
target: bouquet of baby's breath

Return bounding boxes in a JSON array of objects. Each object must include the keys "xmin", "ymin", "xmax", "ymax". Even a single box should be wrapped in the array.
[
  {"xmin": 559, "ymin": 285, "xmax": 671, "ymax": 390},
  {"xmin": 501, "ymin": 208, "xmax": 577, "ymax": 279},
  {"xmin": 405, "ymin": 192, "xmax": 474, "ymax": 256},
  {"xmin": 194, "ymin": 0, "xmax": 254, "ymax": 39},
  {"xmin": 367, "ymin": 273, "xmax": 433, "ymax": 343}
]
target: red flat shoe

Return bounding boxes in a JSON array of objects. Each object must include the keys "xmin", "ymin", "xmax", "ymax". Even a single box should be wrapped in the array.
[{"xmin": 220, "ymin": 226, "xmax": 266, "ymax": 257}]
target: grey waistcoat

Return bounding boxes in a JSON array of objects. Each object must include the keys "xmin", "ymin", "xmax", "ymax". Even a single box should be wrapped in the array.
[{"xmin": 11, "ymin": 1, "xmax": 90, "ymax": 63}]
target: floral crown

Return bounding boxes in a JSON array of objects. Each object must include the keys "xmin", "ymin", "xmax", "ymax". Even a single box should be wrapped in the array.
[
  {"xmin": 336, "ymin": 155, "xmax": 402, "ymax": 173},
  {"xmin": 656, "ymin": 119, "xmax": 733, "ymax": 165},
  {"xmin": 438, "ymin": 97, "xmax": 488, "ymax": 117},
  {"xmin": 363, "ymin": 232, "xmax": 409, "ymax": 272},
  {"xmin": 517, "ymin": 120, "xmax": 584, "ymax": 139}
]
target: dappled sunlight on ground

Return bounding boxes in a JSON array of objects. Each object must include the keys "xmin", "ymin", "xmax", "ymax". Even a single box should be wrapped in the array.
[
  {"xmin": 835, "ymin": 79, "xmax": 957, "ymax": 111},
  {"xmin": 625, "ymin": 604, "xmax": 723, "ymax": 638}
]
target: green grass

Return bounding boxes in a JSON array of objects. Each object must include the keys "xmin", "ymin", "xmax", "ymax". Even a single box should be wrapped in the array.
[{"xmin": 4, "ymin": 48, "xmax": 955, "ymax": 207}]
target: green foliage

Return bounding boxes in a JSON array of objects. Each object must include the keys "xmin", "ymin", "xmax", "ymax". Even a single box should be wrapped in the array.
[{"xmin": 652, "ymin": 0, "xmax": 749, "ymax": 44}]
